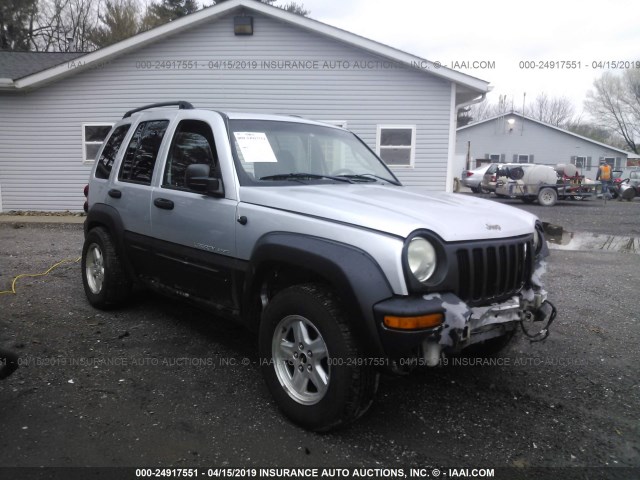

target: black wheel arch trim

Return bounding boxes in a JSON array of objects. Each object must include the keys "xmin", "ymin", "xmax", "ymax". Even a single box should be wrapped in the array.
[
  {"xmin": 245, "ymin": 232, "xmax": 394, "ymax": 356},
  {"xmin": 84, "ymin": 203, "xmax": 133, "ymax": 278}
]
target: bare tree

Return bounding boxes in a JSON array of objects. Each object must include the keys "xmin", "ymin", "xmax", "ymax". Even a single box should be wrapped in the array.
[
  {"xmin": 89, "ymin": 0, "xmax": 142, "ymax": 47},
  {"xmin": 0, "ymin": 0, "xmax": 38, "ymax": 50},
  {"xmin": 586, "ymin": 70, "xmax": 640, "ymax": 154},
  {"xmin": 145, "ymin": 0, "xmax": 198, "ymax": 29},
  {"xmin": 526, "ymin": 92, "xmax": 575, "ymax": 127},
  {"xmin": 279, "ymin": 1, "xmax": 309, "ymax": 15},
  {"xmin": 464, "ymin": 94, "xmax": 511, "ymax": 124},
  {"xmin": 30, "ymin": 0, "xmax": 99, "ymax": 51},
  {"xmin": 211, "ymin": 0, "xmax": 309, "ymax": 16}
]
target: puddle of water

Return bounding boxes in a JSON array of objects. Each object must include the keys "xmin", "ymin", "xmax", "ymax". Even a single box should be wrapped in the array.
[{"xmin": 547, "ymin": 231, "xmax": 640, "ymax": 254}]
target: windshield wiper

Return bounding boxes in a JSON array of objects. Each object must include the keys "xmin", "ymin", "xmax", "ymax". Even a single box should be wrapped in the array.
[
  {"xmin": 260, "ymin": 173, "xmax": 354, "ymax": 183},
  {"xmin": 336, "ymin": 174, "xmax": 400, "ymax": 185}
]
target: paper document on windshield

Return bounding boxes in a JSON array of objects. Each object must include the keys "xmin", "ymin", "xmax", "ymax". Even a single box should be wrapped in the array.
[{"xmin": 234, "ymin": 132, "xmax": 278, "ymax": 163}]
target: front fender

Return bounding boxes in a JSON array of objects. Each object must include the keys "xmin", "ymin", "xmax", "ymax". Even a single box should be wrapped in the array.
[{"xmin": 245, "ymin": 232, "xmax": 395, "ymax": 356}]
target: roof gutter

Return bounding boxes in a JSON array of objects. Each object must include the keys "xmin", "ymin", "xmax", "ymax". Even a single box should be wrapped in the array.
[{"xmin": 456, "ymin": 91, "xmax": 487, "ymax": 112}]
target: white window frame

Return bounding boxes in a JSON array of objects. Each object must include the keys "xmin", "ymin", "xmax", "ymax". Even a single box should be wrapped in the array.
[
  {"xmin": 82, "ymin": 123, "xmax": 114, "ymax": 164},
  {"xmin": 517, "ymin": 154, "xmax": 530, "ymax": 164},
  {"xmin": 573, "ymin": 156, "xmax": 587, "ymax": 169},
  {"xmin": 376, "ymin": 125, "xmax": 416, "ymax": 168}
]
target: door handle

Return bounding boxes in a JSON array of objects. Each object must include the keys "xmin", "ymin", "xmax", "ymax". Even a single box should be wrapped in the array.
[
  {"xmin": 108, "ymin": 189, "xmax": 122, "ymax": 198},
  {"xmin": 154, "ymin": 198, "xmax": 174, "ymax": 210}
]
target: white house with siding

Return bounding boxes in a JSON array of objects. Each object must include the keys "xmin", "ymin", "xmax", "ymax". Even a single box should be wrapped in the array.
[
  {"xmin": 0, "ymin": 0, "xmax": 489, "ymax": 212},
  {"xmin": 456, "ymin": 112, "xmax": 630, "ymax": 180}
]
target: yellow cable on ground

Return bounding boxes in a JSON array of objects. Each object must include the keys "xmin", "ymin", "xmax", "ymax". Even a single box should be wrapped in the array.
[{"xmin": 0, "ymin": 256, "xmax": 81, "ymax": 295}]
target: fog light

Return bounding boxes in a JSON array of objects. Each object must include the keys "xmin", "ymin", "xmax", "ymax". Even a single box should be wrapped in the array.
[{"xmin": 383, "ymin": 313, "xmax": 443, "ymax": 330}]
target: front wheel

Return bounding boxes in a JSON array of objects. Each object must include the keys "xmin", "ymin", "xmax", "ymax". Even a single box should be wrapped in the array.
[{"xmin": 259, "ymin": 284, "xmax": 379, "ymax": 431}]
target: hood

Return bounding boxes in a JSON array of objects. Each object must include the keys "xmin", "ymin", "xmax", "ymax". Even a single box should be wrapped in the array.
[{"xmin": 239, "ymin": 184, "xmax": 538, "ymax": 242}]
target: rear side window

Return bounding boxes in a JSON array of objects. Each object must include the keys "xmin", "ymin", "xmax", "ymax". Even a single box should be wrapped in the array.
[
  {"xmin": 119, "ymin": 120, "xmax": 170, "ymax": 185},
  {"xmin": 95, "ymin": 124, "xmax": 131, "ymax": 179}
]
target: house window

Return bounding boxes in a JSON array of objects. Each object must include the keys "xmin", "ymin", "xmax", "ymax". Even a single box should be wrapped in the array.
[
  {"xmin": 376, "ymin": 125, "xmax": 416, "ymax": 167},
  {"xmin": 517, "ymin": 154, "xmax": 530, "ymax": 164},
  {"xmin": 573, "ymin": 156, "xmax": 587, "ymax": 169},
  {"xmin": 603, "ymin": 156, "xmax": 623, "ymax": 168},
  {"xmin": 83, "ymin": 123, "xmax": 114, "ymax": 163},
  {"xmin": 489, "ymin": 154, "xmax": 501, "ymax": 162}
]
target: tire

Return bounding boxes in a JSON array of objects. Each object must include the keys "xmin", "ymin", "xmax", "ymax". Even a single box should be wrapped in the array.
[
  {"xmin": 259, "ymin": 284, "xmax": 379, "ymax": 431},
  {"xmin": 470, "ymin": 187, "xmax": 480, "ymax": 193},
  {"xmin": 537, "ymin": 187, "xmax": 558, "ymax": 206},
  {"xmin": 81, "ymin": 227, "xmax": 132, "ymax": 309},
  {"xmin": 507, "ymin": 167, "xmax": 525, "ymax": 180}
]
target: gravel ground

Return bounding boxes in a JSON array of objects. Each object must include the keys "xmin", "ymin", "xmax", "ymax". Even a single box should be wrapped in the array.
[{"xmin": 0, "ymin": 196, "xmax": 638, "ymax": 480}]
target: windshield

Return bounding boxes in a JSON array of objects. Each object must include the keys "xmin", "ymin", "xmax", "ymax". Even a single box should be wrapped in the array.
[{"xmin": 228, "ymin": 120, "xmax": 399, "ymax": 186}]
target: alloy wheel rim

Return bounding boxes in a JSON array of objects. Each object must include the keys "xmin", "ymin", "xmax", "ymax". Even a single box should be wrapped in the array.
[
  {"xmin": 272, "ymin": 315, "xmax": 330, "ymax": 405},
  {"xmin": 85, "ymin": 244, "xmax": 105, "ymax": 294}
]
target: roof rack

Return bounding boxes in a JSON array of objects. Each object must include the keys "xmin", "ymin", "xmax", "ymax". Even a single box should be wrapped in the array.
[{"xmin": 123, "ymin": 101, "xmax": 194, "ymax": 118}]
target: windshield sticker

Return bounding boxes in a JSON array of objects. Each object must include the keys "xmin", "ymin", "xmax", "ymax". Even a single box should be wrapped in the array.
[{"xmin": 233, "ymin": 132, "xmax": 278, "ymax": 163}]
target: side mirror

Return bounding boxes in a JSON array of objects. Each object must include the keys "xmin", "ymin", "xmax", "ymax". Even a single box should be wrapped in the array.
[{"xmin": 185, "ymin": 164, "xmax": 224, "ymax": 197}]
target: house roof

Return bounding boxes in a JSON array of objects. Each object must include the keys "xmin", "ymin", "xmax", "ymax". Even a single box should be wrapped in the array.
[
  {"xmin": 0, "ymin": 51, "xmax": 84, "ymax": 81},
  {"xmin": 0, "ymin": 0, "xmax": 490, "ymax": 96},
  {"xmin": 457, "ymin": 111, "xmax": 631, "ymax": 156}
]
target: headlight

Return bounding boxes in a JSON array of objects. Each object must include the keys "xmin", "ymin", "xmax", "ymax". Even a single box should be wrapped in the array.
[
  {"xmin": 533, "ymin": 228, "xmax": 542, "ymax": 254},
  {"xmin": 407, "ymin": 237, "xmax": 437, "ymax": 282}
]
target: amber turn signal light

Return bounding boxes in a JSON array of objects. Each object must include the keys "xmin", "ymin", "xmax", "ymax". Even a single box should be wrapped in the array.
[{"xmin": 383, "ymin": 313, "xmax": 444, "ymax": 330}]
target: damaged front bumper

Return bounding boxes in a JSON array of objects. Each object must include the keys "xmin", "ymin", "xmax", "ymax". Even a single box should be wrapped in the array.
[
  {"xmin": 373, "ymin": 242, "xmax": 556, "ymax": 366},
  {"xmin": 374, "ymin": 260, "xmax": 556, "ymax": 365},
  {"xmin": 375, "ymin": 289, "xmax": 555, "ymax": 363}
]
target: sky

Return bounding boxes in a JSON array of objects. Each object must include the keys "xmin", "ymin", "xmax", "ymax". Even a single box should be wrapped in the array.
[{"xmin": 282, "ymin": 0, "xmax": 640, "ymax": 119}]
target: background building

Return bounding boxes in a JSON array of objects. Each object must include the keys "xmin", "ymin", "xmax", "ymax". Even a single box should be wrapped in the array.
[
  {"xmin": 0, "ymin": 0, "xmax": 489, "ymax": 212},
  {"xmin": 456, "ymin": 112, "xmax": 630, "ymax": 179}
]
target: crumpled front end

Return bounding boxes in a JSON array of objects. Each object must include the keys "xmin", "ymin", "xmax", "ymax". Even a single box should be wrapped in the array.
[
  {"xmin": 374, "ymin": 228, "xmax": 556, "ymax": 366},
  {"xmin": 420, "ymin": 243, "xmax": 555, "ymax": 365}
]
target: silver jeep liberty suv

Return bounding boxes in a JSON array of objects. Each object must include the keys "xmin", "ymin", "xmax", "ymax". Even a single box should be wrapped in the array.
[{"xmin": 82, "ymin": 102, "xmax": 555, "ymax": 431}]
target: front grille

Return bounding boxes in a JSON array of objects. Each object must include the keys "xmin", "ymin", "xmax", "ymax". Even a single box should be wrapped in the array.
[{"xmin": 456, "ymin": 239, "xmax": 531, "ymax": 305}]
